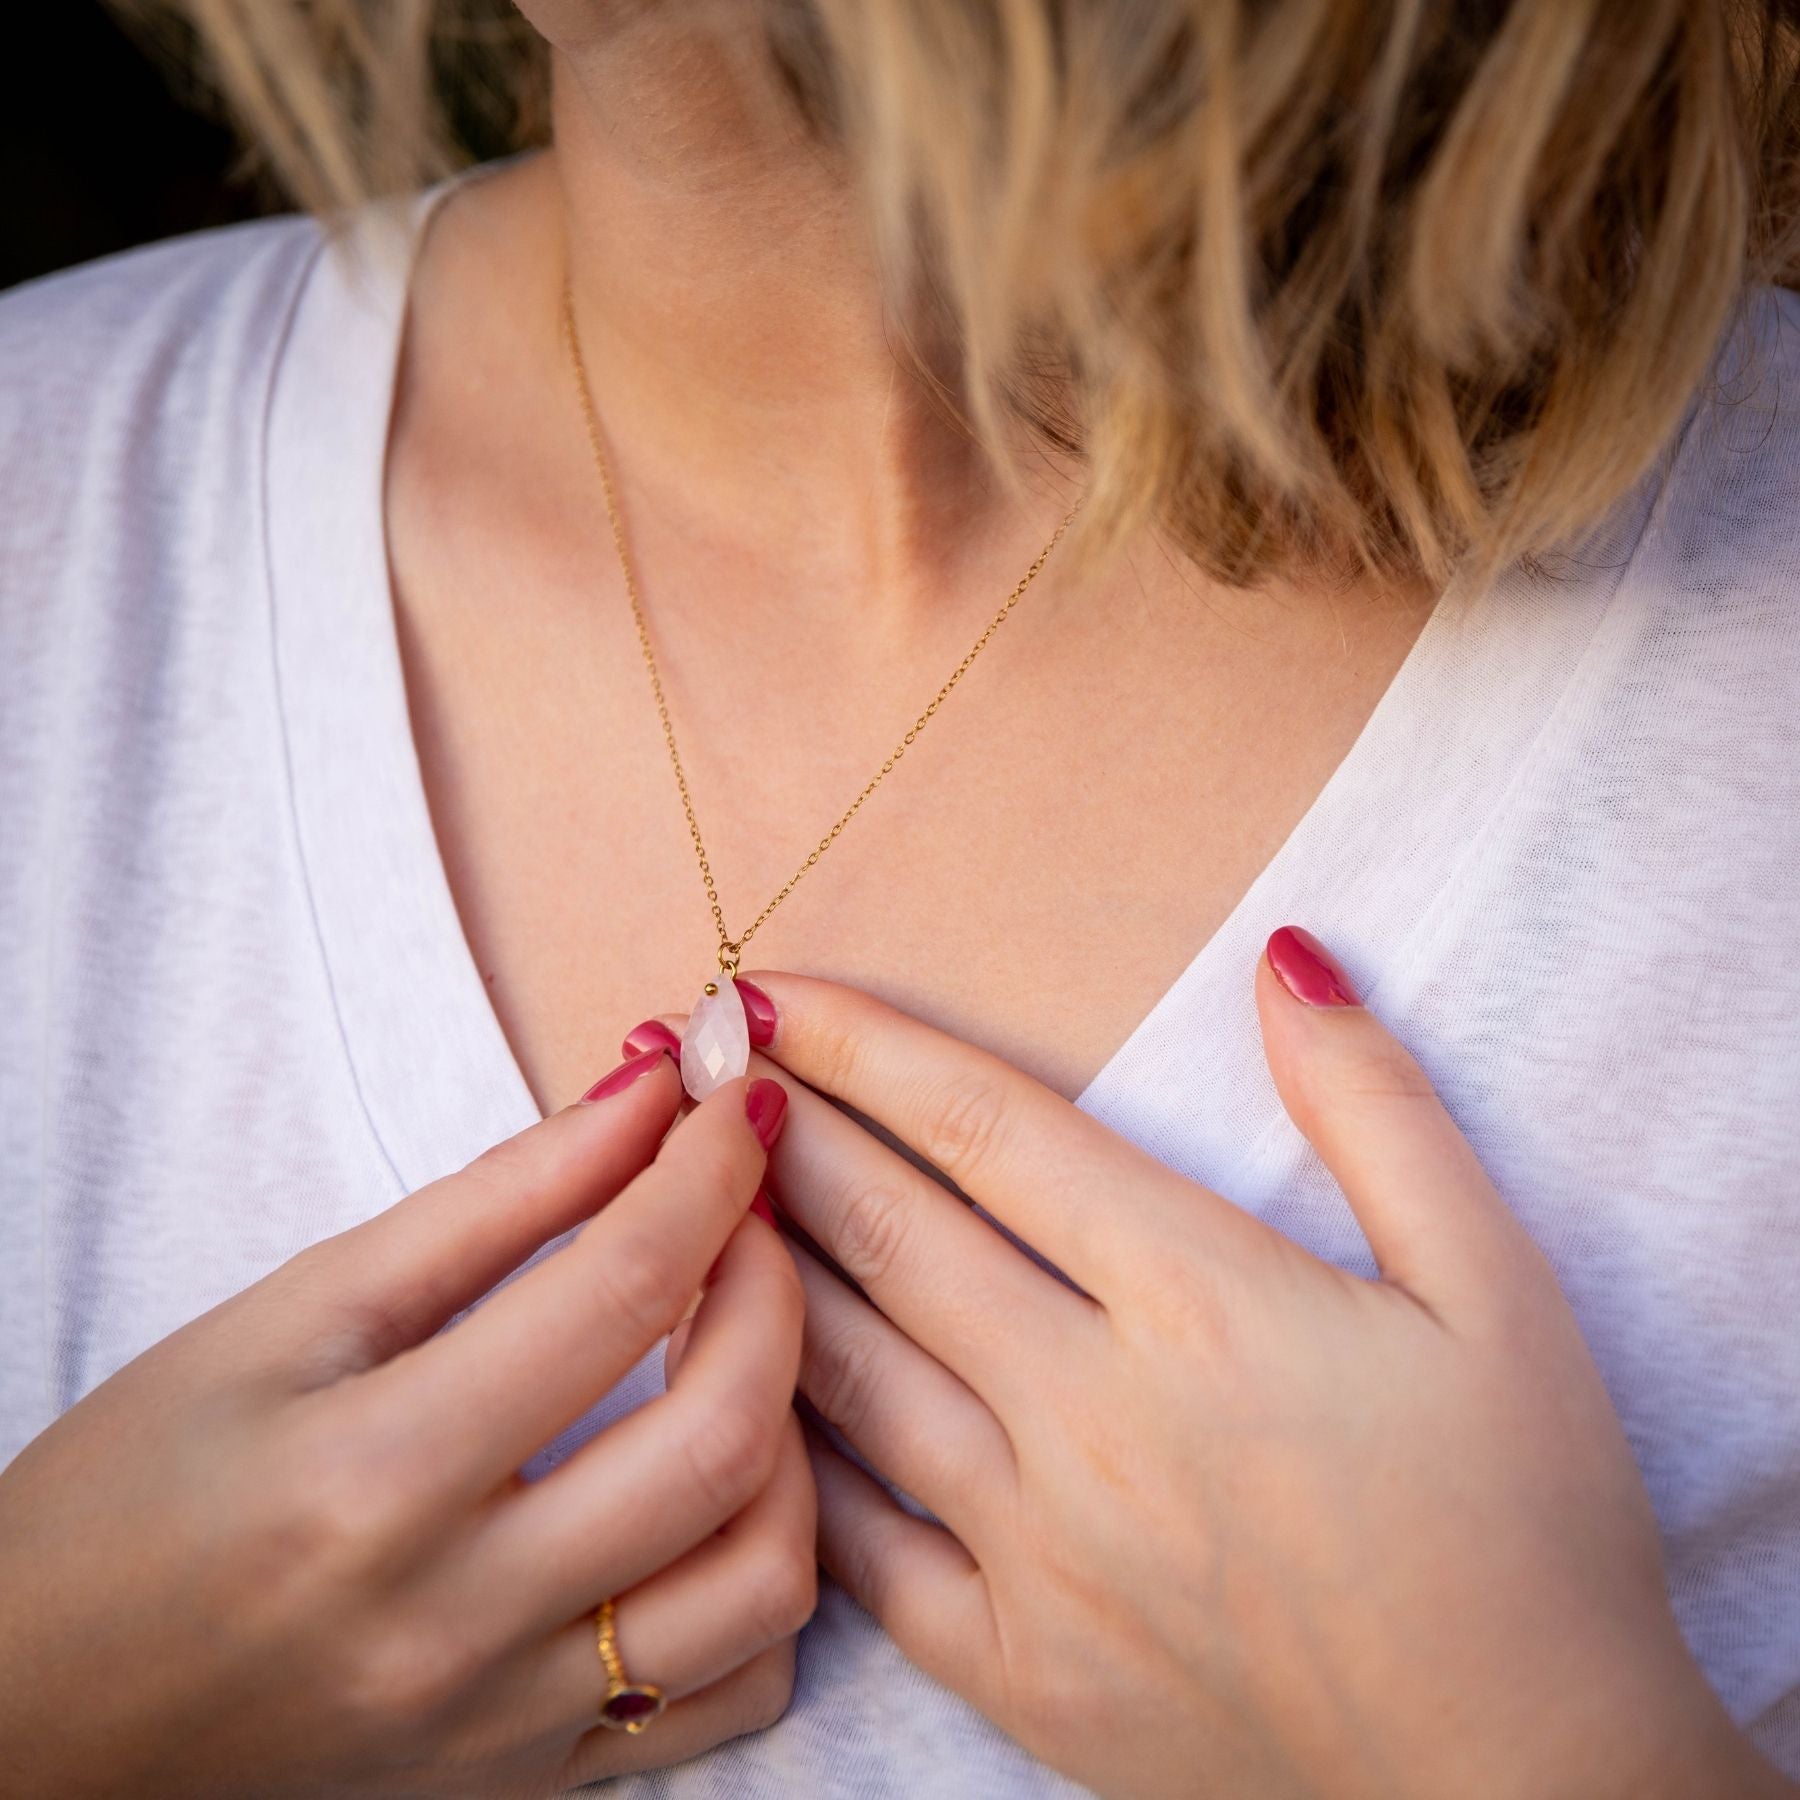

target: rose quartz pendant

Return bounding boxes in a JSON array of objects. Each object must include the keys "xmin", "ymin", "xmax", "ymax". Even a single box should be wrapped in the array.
[{"xmin": 680, "ymin": 977, "xmax": 749, "ymax": 1101}]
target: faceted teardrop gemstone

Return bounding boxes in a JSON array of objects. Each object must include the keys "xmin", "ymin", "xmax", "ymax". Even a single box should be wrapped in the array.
[{"xmin": 681, "ymin": 977, "xmax": 750, "ymax": 1101}]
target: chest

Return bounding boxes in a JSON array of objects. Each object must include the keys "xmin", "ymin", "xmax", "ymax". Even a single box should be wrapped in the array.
[{"xmin": 384, "ymin": 508, "xmax": 1429, "ymax": 1115}]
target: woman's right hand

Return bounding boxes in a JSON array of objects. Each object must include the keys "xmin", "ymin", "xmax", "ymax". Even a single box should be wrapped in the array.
[{"xmin": 0, "ymin": 1051, "xmax": 814, "ymax": 1799}]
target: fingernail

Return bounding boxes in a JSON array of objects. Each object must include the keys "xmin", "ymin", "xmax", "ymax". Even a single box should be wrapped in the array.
[
  {"xmin": 621, "ymin": 1018, "xmax": 682, "ymax": 1060},
  {"xmin": 580, "ymin": 1046, "xmax": 668, "ymax": 1103},
  {"xmin": 1266, "ymin": 926, "xmax": 1362, "ymax": 1007},
  {"xmin": 745, "ymin": 1077, "xmax": 788, "ymax": 1149},
  {"xmin": 734, "ymin": 978, "xmax": 777, "ymax": 1047}
]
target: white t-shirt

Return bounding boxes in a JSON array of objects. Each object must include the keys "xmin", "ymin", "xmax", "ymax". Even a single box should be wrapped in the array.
[{"xmin": 3, "ymin": 162, "xmax": 1799, "ymax": 1796}]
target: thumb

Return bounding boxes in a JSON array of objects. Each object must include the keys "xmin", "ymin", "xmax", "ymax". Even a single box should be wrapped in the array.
[{"xmin": 1255, "ymin": 925, "xmax": 1536, "ymax": 1308}]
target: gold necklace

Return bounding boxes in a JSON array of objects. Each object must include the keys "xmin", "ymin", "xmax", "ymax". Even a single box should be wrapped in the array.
[{"xmin": 558, "ymin": 267, "xmax": 1083, "ymax": 1098}]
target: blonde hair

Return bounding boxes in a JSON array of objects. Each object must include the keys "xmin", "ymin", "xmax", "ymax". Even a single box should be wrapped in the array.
[{"xmin": 112, "ymin": 0, "xmax": 1800, "ymax": 593}]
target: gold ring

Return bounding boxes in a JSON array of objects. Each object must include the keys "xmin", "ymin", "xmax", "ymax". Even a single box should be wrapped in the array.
[{"xmin": 594, "ymin": 1596, "xmax": 665, "ymax": 1733}]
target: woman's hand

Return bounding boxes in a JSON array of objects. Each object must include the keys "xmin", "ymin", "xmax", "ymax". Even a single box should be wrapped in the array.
[
  {"xmin": 0, "ymin": 1053, "xmax": 814, "ymax": 1799},
  {"xmin": 702, "ymin": 942, "xmax": 1791, "ymax": 1800}
]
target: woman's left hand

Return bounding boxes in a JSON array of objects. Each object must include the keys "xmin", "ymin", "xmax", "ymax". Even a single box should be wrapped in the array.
[{"xmin": 661, "ymin": 932, "xmax": 1791, "ymax": 1800}]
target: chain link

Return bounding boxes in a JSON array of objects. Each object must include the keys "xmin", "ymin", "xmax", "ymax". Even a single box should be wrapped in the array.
[{"xmin": 559, "ymin": 269, "xmax": 1083, "ymax": 977}]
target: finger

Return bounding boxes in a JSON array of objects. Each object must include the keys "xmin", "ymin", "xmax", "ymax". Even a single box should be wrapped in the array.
[
  {"xmin": 623, "ymin": 1007, "xmax": 1089, "ymax": 1384},
  {"xmin": 804, "ymin": 1424, "xmax": 1000, "ymax": 1713},
  {"xmin": 636, "ymin": 1019, "xmax": 744, "ymax": 1236},
  {"xmin": 622, "ymin": 1018, "xmax": 685, "ymax": 1061},
  {"xmin": 791, "ymin": 1241, "xmax": 1013, "ymax": 1542},
  {"xmin": 460, "ymin": 1204, "xmax": 806, "ymax": 1639},
  {"xmin": 1257, "ymin": 926, "xmax": 1543, "ymax": 1306},
  {"xmin": 557, "ymin": 1639, "xmax": 798, "ymax": 1784},
  {"xmin": 663, "ymin": 1313, "xmax": 696, "ymax": 1381},
  {"xmin": 601, "ymin": 1413, "xmax": 814, "ymax": 1699},
  {"xmin": 283, "ymin": 1048, "xmax": 684, "ymax": 1380},
  {"xmin": 476, "ymin": 1415, "xmax": 814, "ymax": 1744},
  {"xmin": 348, "ymin": 1073, "xmax": 788, "ymax": 1504},
  {"xmin": 736, "ymin": 970, "xmax": 1271, "ymax": 1297},
  {"xmin": 622, "ymin": 975, "xmax": 776, "ymax": 1060},
  {"xmin": 768, "ymin": 1045, "xmax": 1100, "ymax": 1402}
]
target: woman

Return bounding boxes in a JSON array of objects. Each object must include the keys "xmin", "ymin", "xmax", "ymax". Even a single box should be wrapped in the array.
[{"xmin": 1, "ymin": 2, "xmax": 1796, "ymax": 1794}]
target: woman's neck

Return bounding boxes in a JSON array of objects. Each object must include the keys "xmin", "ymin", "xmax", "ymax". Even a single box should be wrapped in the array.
[{"xmin": 541, "ymin": 24, "xmax": 1071, "ymax": 625}]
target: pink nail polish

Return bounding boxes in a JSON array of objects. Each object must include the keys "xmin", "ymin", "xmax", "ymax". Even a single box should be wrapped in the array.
[
  {"xmin": 745, "ymin": 1077, "xmax": 788, "ymax": 1149},
  {"xmin": 621, "ymin": 1018, "xmax": 682, "ymax": 1060},
  {"xmin": 580, "ymin": 1046, "xmax": 668, "ymax": 1103},
  {"xmin": 734, "ymin": 978, "xmax": 777, "ymax": 1048},
  {"xmin": 1266, "ymin": 926, "xmax": 1362, "ymax": 1007}
]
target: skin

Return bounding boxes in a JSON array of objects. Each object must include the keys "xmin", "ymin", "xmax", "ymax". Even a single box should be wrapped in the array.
[
  {"xmin": 384, "ymin": 15, "xmax": 1436, "ymax": 1116},
  {"xmin": 0, "ymin": 1061, "xmax": 816, "ymax": 1796},
  {"xmin": 391, "ymin": 10, "xmax": 1792, "ymax": 1788},
  {"xmin": 640, "ymin": 957, "xmax": 1797, "ymax": 1799},
  {"xmin": 5, "ymin": 8, "xmax": 1786, "ymax": 1798}
]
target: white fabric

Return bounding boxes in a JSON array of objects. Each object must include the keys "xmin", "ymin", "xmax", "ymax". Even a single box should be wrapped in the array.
[{"xmin": 3, "ymin": 162, "xmax": 1799, "ymax": 1796}]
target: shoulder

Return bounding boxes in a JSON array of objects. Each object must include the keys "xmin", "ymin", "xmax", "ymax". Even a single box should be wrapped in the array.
[
  {"xmin": 0, "ymin": 211, "xmax": 341, "ymax": 757},
  {"xmin": 1652, "ymin": 283, "xmax": 1800, "ymax": 568},
  {"xmin": 1591, "ymin": 283, "xmax": 1800, "ymax": 710},
  {"xmin": 0, "ymin": 212, "xmax": 346, "ymax": 895},
  {"xmin": 0, "ymin": 204, "xmax": 324, "ymax": 339},
  {"xmin": 0, "ymin": 211, "xmax": 329, "ymax": 503},
  {"xmin": 1543, "ymin": 283, "xmax": 1800, "ymax": 865}
]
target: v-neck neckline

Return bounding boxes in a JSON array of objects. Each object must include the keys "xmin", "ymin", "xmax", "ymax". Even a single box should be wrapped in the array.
[{"xmin": 265, "ymin": 160, "xmax": 1670, "ymax": 1201}]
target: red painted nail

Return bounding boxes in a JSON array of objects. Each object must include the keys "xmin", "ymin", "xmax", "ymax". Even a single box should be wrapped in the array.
[
  {"xmin": 621, "ymin": 1018, "xmax": 682, "ymax": 1060},
  {"xmin": 1265, "ymin": 926, "xmax": 1361, "ymax": 1007},
  {"xmin": 580, "ymin": 1046, "xmax": 668, "ymax": 1103},
  {"xmin": 745, "ymin": 1077, "xmax": 788, "ymax": 1149},
  {"xmin": 734, "ymin": 978, "xmax": 777, "ymax": 1048}
]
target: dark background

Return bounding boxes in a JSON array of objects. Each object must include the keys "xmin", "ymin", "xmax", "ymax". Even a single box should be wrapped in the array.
[{"xmin": 2, "ymin": 4, "xmax": 273, "ymax": 292}]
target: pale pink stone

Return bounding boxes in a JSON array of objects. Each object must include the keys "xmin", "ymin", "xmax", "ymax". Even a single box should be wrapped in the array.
[{"xmin": 681, "ymin": 977, "xmax": 749, "ymax": 1101}]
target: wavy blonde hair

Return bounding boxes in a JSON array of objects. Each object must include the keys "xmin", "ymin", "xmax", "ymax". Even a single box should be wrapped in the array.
[{"xmin": 112, "ymin": 0, "xmax": 1800, "ymax": 593}]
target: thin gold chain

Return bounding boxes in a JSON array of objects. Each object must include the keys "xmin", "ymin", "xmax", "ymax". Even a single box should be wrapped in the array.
[{"xmin": 558, "ymin": 268, "xmax": 1083, "ymax": 980}]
